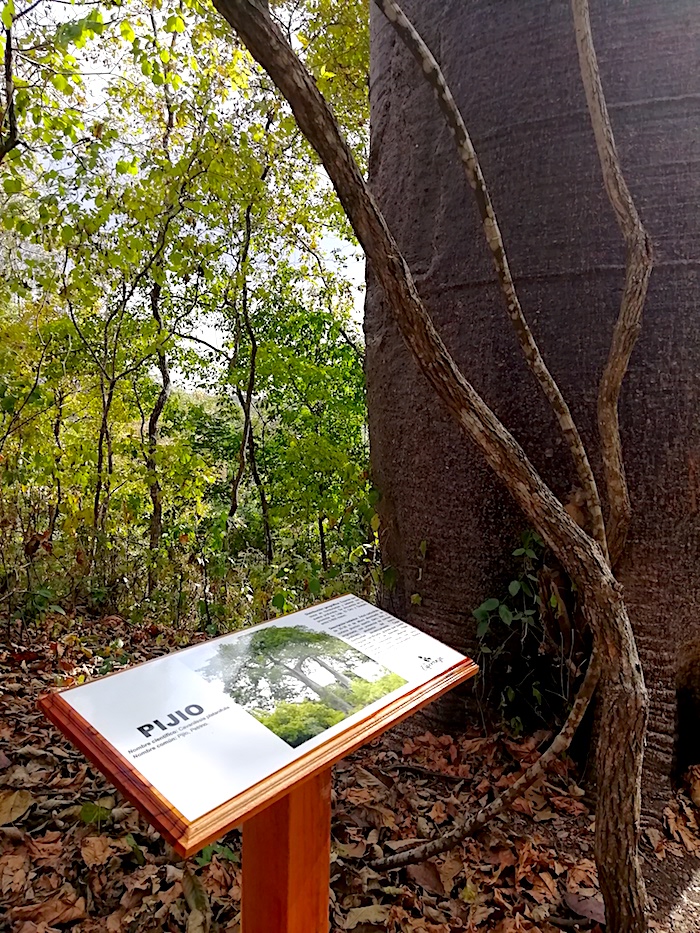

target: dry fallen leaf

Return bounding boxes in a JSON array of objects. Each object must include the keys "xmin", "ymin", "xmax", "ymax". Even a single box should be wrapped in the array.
[
  {"xmin": 0, "ymin": 789, "xmax": 34, "ymax": 825},
  {"xmin": 437, "ymin": 852, "xmax": 463, "ymax": 893},
  {"xmin": 342, "ymin": 905, "xmax": 392, "ymax": 929},
  {"xmin": 407, "ymin": 860, "xmax": 445, "ymax": 896},
  {"xmin": 80, "ymin": 834, "xmax": 127, "ymax": 868},
  {"xmin": 0, "ymin": 851, "xmax": 30, "ymax": 894},
  {"xmin": 334, "ymin": 839, "xmax": 367, "ymax": 859},
  {"xmin": 11, "ymin": 886, "xmax": 86, "ymax": 924},
  {"xmin": 564, "ymin": 891, "xmax": 606, "ymax": 924}
]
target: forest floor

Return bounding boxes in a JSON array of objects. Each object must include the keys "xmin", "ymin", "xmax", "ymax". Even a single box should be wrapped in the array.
[{"xmin": 1, "ymin": 615, "xmax": 699, "ymax": 933}]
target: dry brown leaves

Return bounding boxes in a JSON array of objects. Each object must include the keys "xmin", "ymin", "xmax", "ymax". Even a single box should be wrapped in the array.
[{"xmin": 1, "ymin": 614, "xmax": 699, "ymax": 933}]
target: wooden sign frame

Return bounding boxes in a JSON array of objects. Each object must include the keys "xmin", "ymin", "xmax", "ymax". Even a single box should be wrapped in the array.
[
  {"xmin": 39, "ymin": 655, "xmax": 477, "ymax": 855},
  {"xmin": 39, "ymin": 596, "xmax": 477, "ymax": 933}
]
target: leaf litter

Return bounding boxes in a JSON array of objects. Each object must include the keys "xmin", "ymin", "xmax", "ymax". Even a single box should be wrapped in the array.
[{"xmin": 1, "ymin": 613, "xmax": 699, "ymax": 932}]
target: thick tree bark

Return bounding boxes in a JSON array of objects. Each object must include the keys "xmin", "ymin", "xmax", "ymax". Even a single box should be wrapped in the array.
[
  {"xmin": 366, "ymin": 0, "xmax": 700, "ymax": 829},
  {"xmin": 212, "ymin": 3, "xmax": 649, "ymax": 928},
  {"xmin": 372, "ymin": 0, "xmax": 609, "ymax": 559}
]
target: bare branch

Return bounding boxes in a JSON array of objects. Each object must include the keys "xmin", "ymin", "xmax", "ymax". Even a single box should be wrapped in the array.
[
  {"xmin": 1, "ymin": 26, "xmax": 19, "ymax": 164},
  {"xmin": 571, "ymin": 0, "xmax": 653, "ymax": 565},
  {"xmin": 373, "ymin": 0, "xmax": 608, "ymax": 561},
  {"xmin": 172, "ymin": 330, "xmax": 233, "ymax": 363},
  {"xmin": 0, "ymin": 337, "xmax": 51, "ymax": 454},
  {"xmin": 372, "ymin": 648, "xmax": 601, "ymax": 869}
]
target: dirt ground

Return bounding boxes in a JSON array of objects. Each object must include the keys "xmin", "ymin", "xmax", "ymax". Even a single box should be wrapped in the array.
[{"xmin": 1, "ymin": 615, "xmax": 699, "ymax": 932}]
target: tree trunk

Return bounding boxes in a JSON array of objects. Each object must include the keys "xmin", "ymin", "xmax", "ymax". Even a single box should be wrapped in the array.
[
  {"xmin": 314, "ymin": 655, "xmax": 353, "ymax": 690},
  {"xmin": 247, "ymin": 427, "xmax": 273, "ymax": 561},
  {"xmin": 318, "ymin": 514, "xmax": 328, "ymax": 571},
  {"xmin": 47, "ymin": 389, "xmax": 63, "ymax": 541},
  {"xmin": 281, "ymin": 661, "xmax": 353, "ymax": 713},
  {"xmin": 92, "ymin": 378, "xmax": 116, "ymax": 571},
  {"xmin": 367, "ymin": 0, "xmax": 700, "ymax": 815},
  {"xmin": 146, "ymin": 280, "xmax": 172, "ymax": 597},
  {"xmin": 209, "ymin": 0, "xmax": 695, "ymax": 923}
]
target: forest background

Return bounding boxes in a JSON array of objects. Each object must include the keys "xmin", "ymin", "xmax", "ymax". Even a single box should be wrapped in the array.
[{"xmin": 0, "ymin": 0, "xmax": 377, "ymax": 639}]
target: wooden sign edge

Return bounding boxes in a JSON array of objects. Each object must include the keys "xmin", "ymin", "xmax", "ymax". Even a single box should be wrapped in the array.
[
  {"xmin": 38, "ymin": 691, "xmax": 190, "ymax": 846},
  {"xmin": 39, "ymin": 657, "xmax": 478, "ymax": 858}
]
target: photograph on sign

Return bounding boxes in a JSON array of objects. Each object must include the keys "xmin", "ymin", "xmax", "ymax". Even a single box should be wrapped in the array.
[{"xmin": 195, "ymin": 624, "xmax": 407, "ymax": 747}]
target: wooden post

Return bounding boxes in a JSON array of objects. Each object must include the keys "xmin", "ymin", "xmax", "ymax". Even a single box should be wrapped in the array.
[{"xmin": 242, "ymin": 767, "xmax": 332, "ymax": 933}]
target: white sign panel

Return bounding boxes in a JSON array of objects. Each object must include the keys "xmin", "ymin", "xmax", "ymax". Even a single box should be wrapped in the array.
[{"xmin": 60, "ymin": 595, "xmax": 467, "ymax": 822}]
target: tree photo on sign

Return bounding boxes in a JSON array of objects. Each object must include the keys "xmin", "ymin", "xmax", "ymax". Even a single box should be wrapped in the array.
[{"xmin": 197, "ymin": 624, "xmax": 406, "ymax": 746}]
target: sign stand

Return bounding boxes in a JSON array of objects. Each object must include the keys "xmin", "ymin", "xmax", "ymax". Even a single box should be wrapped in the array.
[{"xmin": 242, "ymin": 768, "xmax": 332, "ymax": 933}]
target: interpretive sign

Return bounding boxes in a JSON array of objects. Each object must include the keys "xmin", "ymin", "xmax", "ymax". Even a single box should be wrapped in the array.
[{"xmin": 40, "ymin": 595, "xmax": 477, "ymax": 929}]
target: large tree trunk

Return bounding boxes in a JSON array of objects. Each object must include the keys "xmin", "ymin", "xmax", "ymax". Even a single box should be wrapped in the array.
[{"xmin": 366, "ymin": 0, "xmax": 700, "ymax": 816}]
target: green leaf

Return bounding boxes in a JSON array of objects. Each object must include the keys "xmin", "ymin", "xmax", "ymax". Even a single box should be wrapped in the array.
[
  {"xmin": 194, "ymin": 842, "xmax": 239, "ymax": 866},
  {"xmin": 182, "ymin": 867, "xmax": 210, "ymax": 914},
  {"xmin": 508, "ymin": 580, "xmax": 521, "ymax": 597},
  {"xmin": 382, "ymin": 565, "xmax": 397, "ymax": 590},
  {"xmin": 2, "ymin": 177, "xmax": 21, "ymax": 195},
  {"xmin": 120, "ymin": 21, "xmax": 135, "ymax": 42},
  {"xmin": 480, "ymin": 597, "xmax": 499, "ymax": 613},
  {"xmin": 51, "ymin": 73, "xmax": 70, "ymax": 94},
  {"xmin": 80, "ymin": 802, "xmax": 112, "ymax": 824},
  {"xmin": 124, "ymin": 832, "xmax": 146, "ymax": 865},
  {"xmin": 271, "ymin": 592, "xmax": 286, "ymax": 610},
  {"xmin": 1, "ymin": 0, "xmax": 14, "ymax": 30},
  {"xmin": 498, "ymin": 603, "xmax": 513, "ymax": 626},
  {"xmin": 165, "ymin": 14, "xmax": 185, "ymax": 33}
]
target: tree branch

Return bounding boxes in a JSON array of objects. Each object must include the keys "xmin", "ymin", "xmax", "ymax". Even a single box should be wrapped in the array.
[
  {"xmin": 372, "ymin": 648, "xmax": 601, "ymax": 868},
  {"xmin": 373, "ymin": 0, "xmax": 608, "ymax": 561},
  {"xmin": 571, "ymin": 0, "xmax": 653, "ymax": 566},
  {"xmin": 1, "ymin": 26, "xmax": 19, "ymax": 165}
]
